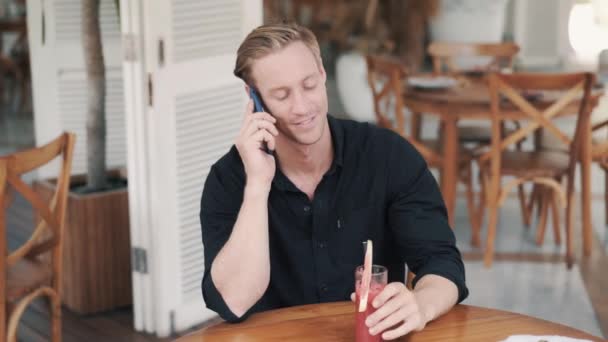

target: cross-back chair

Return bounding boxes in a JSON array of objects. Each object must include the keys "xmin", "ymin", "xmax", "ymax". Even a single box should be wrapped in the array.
[
  {"xmin": 1, "ymin": 132, "xmax": 75, "ymax": 342},
  {"xmin": 478, "ymin": 72, "xmax": 595, "ymax": 268}
]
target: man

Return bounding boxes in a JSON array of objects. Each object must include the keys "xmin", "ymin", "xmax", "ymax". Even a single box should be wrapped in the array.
[{"xmin": 200, "ymin": 22, "xmax": 468, "ymax": 340}]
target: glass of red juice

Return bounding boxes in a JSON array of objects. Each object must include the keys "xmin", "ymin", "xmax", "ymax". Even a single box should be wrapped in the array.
[{"xmin": 355, "ymin": 264, "xmax": 388, "ymax": 342}]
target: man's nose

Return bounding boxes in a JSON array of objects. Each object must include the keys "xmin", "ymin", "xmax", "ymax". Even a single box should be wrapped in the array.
[{"xmin": 291, "ymin": 90, "xmax": 308, "ymax": 114}]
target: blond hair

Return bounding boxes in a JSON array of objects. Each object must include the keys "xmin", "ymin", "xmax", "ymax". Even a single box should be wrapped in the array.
[{"xmin": 234, "ymin": 22, "xmax": 321, "ymax": 87}]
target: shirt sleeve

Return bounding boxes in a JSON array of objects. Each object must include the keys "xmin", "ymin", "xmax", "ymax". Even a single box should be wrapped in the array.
[
  {"xmin": 385, "ymin": 133, "xmax": 469, "ymax": 303},
  {"xmin": 200, "ymin": 162, "xmax": 249, "ymax": 323}
]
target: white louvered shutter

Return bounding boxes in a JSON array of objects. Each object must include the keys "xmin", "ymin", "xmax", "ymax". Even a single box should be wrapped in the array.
[
  {"xmin": 130, "ymin": 0, "xmax": 262, "ymax": 336},
  {"xmin": 27, "ymin": 0, "xmax": 126, "ymax": 178}
]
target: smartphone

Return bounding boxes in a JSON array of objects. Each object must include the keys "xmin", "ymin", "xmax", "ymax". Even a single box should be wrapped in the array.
[
  {"xmin": 248, "ymin": 87, "xmax": 273, "ymax": 154},
  {"xmin": 249, "ymin": 87, "xmax": 266, "ymax": 113}
]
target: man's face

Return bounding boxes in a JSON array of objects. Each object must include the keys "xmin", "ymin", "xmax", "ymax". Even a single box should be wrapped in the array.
[{"xmin": 250, "ymin": 41, "xmax": 329, "ymax": 146}]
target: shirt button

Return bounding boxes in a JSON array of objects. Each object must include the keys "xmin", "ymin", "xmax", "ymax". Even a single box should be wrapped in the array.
[
  {"xmin": 303, "ymin": 205, "xmax": 311, "ymax": 213},
  {"xmin": 317, "ymin": 241, "xmax": 326, "ymax": 249}
]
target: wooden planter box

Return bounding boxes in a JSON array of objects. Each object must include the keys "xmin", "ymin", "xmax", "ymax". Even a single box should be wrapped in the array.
[{"xmin": 34, "ymin": 173, "xmax": 132, "ymax": 314}]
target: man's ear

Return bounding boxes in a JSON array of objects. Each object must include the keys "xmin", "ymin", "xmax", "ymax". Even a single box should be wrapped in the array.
[{"xmin": 319, "ymin": 62, "xmax": 327, "ymax": 84}]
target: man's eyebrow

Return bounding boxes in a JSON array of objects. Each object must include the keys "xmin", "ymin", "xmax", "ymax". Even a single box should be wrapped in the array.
[
  {"xmin": 268, "ymin": 85, "xmax": 289, "ymax": 93},
  {"xmin": 302, "ymin": 74, "xmax": 316, "ymax": 82},
  {"xmin": 268, "ymin": 73, "xmax": 317, "ymax": 93}
]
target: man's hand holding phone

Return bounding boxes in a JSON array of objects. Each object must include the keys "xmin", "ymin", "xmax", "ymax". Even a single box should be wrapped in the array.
[{"xmin": 235, "ymin": 98, "xmax": 279, "ymax": 193}]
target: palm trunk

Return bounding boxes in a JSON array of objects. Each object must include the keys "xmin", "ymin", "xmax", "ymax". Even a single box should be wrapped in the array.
[{"xmin": 82, "ymin": 0, "xmax": 106, "ymax": 191}]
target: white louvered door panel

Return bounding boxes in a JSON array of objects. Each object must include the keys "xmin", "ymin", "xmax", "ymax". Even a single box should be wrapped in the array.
[
  {"xmin": 141, "ymin": 0, "xmax": 262, "ymax": 336},
  {"xmin": 27, "ymin": 0, "xmax": 126, "ymax": 179},
  {"xmin": 119, "ymin": 0, "xmax": 154, "ymax": 334}
]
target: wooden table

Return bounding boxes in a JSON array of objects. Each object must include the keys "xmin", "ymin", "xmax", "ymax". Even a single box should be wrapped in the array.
[
  {"xmin": 175, "ymin": 302, "xmax": 604, "ymax": 341},
  {"xmin": 403, "ymin": 77, "xmax": 603, "ymax": 257}
]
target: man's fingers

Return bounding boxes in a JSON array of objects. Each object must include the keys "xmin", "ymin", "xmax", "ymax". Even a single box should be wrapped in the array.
[
  {"xmin": 241, "ymin": 106, "xmax": 275, "ymax": 132},
  {"xmin": 245, "ymin": 119, "xmax": 279, "ymax": 137},
  {"xmin": 372, "ymin": 283, "xmax": 404, "ymax": 309},
  {"xmin": 366, "ymin": 293, "xmax": 406, "ymax": 328},
  {"xmin": 368, "ymin": 306, "xmax": 408, "ymax": 337},
  {"xmin": 239, "ymin": 100, "xmax": 254, "ymax": 135},
  {"xmin": 249, "ymin": 111, "xmax": 276, "ymax": 123},
  {"xmin": 381, "ymin": 318, "xmax": 418, "ymax": 340},
  {"xmin": 251, "ymin": 129, "xmax": 276, "ymax": 151}
]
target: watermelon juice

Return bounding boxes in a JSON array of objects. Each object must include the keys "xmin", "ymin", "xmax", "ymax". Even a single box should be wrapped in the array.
[{"xmin": 355, "ymin": 265, "xmax": 388, "ymax": 342}]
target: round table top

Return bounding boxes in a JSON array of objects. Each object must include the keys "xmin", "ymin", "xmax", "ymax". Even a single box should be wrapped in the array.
[{"xmin": 176, "ymin": 302, "xmax": 604, "ymax": 341}]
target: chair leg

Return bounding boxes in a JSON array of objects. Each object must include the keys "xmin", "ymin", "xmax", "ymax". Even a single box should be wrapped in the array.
[
  {"xmin": 483, "ymin": 170, "xmax": 498, "ymax": 267},
  {"xmin": 550, "ymin": 189, "xmax": 562, "ymax": 246},
  {"xmin": 6, "ymin": 287, "xmax": 58, "ymax": 342},
  {"xmin": 475, "ymin": 169, "xmax": 487, "ymax": 236},
  {"xmin": 484, "ymin": 203, "xmax": 499, "ymax": 267},
  {"xmin": 464, "ymin": 164, "xmax": 481, "ymax": 247},
  {"xmin": 535, "ymin": 186, "xmax": 544, "ymax": 219},
  {"xmin": 518, "ymin": 184, "xmax": 531, "ymax": 226},
  {"xmin": 566, "ymin": 190, "xmax": 575, "ymax": 269},
  {"xmin": 535, "ymin": 188, "xmax": 550, "ymax": 246},
  {"xmin": 0, "ymin": 303, "xmax": 4, "ymax": 342},
  {"xmin": 50, "ymin": 292, "xmax": 62, "ymax": 342},
  {"xmin": 525, "ymin": 185, "xmax": 539, "ymax": 229},
  {"xmin": 411, "ymin": 111, "xmax": 422, "ymax": 141}
]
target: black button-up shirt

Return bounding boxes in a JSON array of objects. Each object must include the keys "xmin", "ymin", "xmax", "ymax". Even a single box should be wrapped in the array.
[{"xmin": 200, "ymin": 115, "xmax": 468, "ymax": 322}]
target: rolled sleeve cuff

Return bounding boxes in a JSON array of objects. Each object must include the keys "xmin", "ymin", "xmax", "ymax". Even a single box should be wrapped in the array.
[
  {"xmin": 202, "ymin": 273, "xmax": 249, "ymax": 323},
  {"xmin": 411, "ymin": 259, "xmax": 469, "ymax": 303}
]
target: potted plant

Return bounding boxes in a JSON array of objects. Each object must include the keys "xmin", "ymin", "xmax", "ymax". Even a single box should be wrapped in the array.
[{"xmin": 33, "ymin": 0, "xmax": 131, "ymax": 314}]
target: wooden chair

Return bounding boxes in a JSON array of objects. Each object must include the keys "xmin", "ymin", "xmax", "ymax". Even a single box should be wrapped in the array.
[
  {"xmin": 365, "ymin": 55, "xmax": 441, "ymax": 166},
  {"xmin": 479, "ymin": 72, "xmax": 595, "ymax": 268},
  {"xmin": 427, "ymin": 42, "xmax": 520, "ymax": 144},
  {"xmin": 365, "ymin": 54, "xmax": 477, "ymax": 231},
  {"xmin": 524, "ymin": 93, "xmax": 602, "ymax": 247},
  {"xmin": 427, "ymin": 42, "xmax": 529, "ymax": 237},
  {"xmin": 0, "ymin": 132, "xmax": 75, "ymax": 342},
  {"xmin": 587, "ymin": 119, "xmax": 608, "ymax": 224}
]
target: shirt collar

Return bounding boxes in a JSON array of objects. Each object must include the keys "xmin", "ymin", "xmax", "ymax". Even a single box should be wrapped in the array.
[
  {"xmin": 272, "ymin": 114, "xmax": 344, "ymax": 191},
  {"xmin": 326, "ymin": 114, "xmax": 344, "ymax": 174}
]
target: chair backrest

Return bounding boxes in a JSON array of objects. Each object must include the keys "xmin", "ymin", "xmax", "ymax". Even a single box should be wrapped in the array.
[
  {"xmin": 0, "ymin": 132, "xmax": 75, "ymax": 288},
  {"xmin": 480, "ymin": 72, "xmax": 595, "ymax": 170},
  {"xmin": 365, "ymin": 54, "xmax": 408, "ymax": 134},
  {"xmin": 428, "ymin": 42, "xmax": 520, "ymax": 74}
]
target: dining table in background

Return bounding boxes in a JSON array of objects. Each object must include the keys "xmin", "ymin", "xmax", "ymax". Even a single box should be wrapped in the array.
[
  {"xmin": 175, "ymin": 301, "xmax": 604, "ymax": 341},
  {"xmin": 402, "ymin": 74, "xmax": 604, "ymax": 257}
]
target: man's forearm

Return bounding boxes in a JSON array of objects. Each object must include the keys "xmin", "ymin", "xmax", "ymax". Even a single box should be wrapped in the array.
[
  {"xmin": 413, "ymin": 274, "xmax": 459, "ymax": 324},
  {"xmin": 210, "ymin": 183, "xmax": 271, "ymax": 318}
]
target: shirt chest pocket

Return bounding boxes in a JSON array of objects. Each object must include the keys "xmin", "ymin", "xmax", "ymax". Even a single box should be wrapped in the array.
[{"xmin": 334, "ymin": 205, "xmax": 376, "ymax": 266}]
